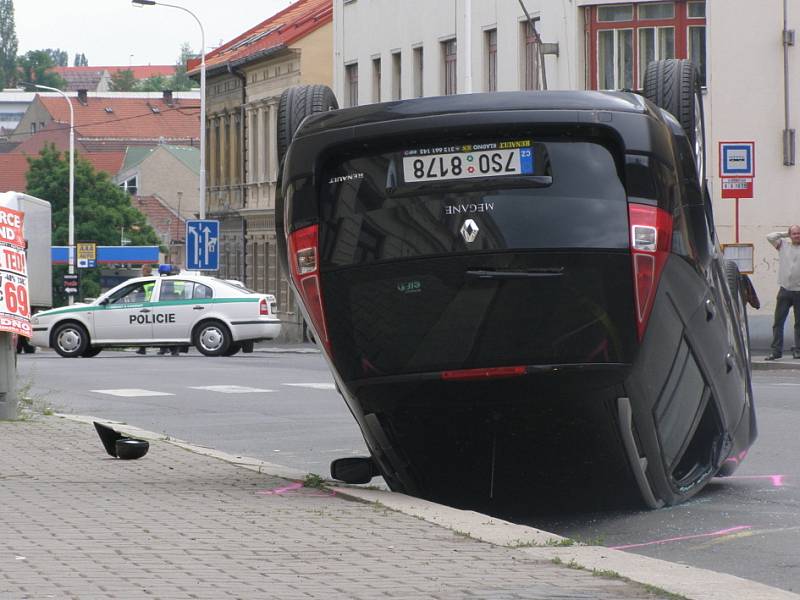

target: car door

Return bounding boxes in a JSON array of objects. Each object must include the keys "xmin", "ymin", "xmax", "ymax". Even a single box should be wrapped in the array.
[
  {"xmin": 151, "ymin": 279, "xmax": 211, "ymax": 343},
  {"xmin": 91, "ymin": 280, "xmax": 155, "ymax": 343}
]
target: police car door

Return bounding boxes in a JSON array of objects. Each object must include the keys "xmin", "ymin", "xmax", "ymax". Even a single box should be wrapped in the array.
[
  {"xmin": 151, "ymin": 278, "xmax": 200, "ymax": 343},
  {"xmin": 91, "ymin": 280, "xmax": 156, "ymax": 343}
]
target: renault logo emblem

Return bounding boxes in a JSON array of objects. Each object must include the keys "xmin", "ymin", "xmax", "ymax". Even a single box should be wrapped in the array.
[{"xmin": 460, "ymin": 219, "xmax": 479, "ymax": 243}]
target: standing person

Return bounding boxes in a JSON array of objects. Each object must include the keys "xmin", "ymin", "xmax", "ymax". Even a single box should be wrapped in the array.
[
  {"xmin": 765, "ymin": 225, "xmax": 800, "ymax": 360},
  {"xmin": 136, "ymin": 264, "xmax": 155, "ymax": 355}
]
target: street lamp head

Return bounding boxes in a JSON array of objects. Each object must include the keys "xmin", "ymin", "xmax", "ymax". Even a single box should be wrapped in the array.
[{"xmin": 132, "ymin": 0, "xmax": 157, "ymax": 5}]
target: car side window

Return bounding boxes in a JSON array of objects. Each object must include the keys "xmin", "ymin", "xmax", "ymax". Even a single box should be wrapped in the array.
[
  {"xmin": 193, "ymin": 283, "xmax": 213, "ymax": 300},
  {"xmin": 107, "ymin": 282, "xmax": 151, "ymax": 305},
  {"xmin": 160, "ymin": 279, "xmax": 194, "ymax": 301}
]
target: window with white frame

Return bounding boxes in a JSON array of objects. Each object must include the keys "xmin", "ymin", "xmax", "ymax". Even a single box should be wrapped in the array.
[
  {"xmin": 413, "ymin": 46, "xmax": 424, "ymax": 97},
  {"xmin": 442, "ymin": 38, "xmax": 457, "ymax": 96},
  {"xmin": 345, "ymin": 63, "xmax": 359, "ymax": 107},
  {"xmin": 522, "ymin": 19, "xmax": 542, "ymax": 91},
  {"xmin": 372, "ymin": 57, "xmax": 381, "ymax": 103},
  {"xmin": 587, "ymin": 1, "xmax": 706, "ymax": 90},
  {"xmin": 391, "ymin": 52, "xmax": 401, "ymax": 100},
  {"xmin": 485, "ymin": 29, "xmax": 497, "ymax": 92}
]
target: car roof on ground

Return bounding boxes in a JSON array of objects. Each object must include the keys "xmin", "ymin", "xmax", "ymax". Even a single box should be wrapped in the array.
[{"xmin": 297, "ymin": 90, "xmax": 649, "ymax": 136}]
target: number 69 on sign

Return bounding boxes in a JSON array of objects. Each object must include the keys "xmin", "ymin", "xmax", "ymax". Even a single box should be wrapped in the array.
[{"xmin": 0, "ymin": 279, "xmax": 29, "ymax": 317}]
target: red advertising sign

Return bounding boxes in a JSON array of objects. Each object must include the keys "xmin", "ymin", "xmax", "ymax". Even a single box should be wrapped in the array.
[
  {"xmin": 0, "ymin": 205, "xmax": 30, "ymax": 337},
  {"xmin": 0, "ymin": 206, "xmax": 25, "ymax": 248}
]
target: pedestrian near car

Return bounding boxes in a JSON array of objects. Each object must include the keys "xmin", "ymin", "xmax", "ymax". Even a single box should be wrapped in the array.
[
  {"xmin": 765, "ymin": 225, "xmax": 800, "ymax": 360},
  {"xmin": 136, "ymin": 264, "xmax": 156, "ymax": 355}
]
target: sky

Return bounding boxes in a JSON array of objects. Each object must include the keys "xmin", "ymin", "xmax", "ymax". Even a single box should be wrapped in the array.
[{"xmin": 13, "ymin": 0, "xmax": 296, "ymax": 67}]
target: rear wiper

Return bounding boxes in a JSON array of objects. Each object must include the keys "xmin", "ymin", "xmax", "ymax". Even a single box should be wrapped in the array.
[{"xmin": 465, "ymin": 267, "xmax": 564, "ymax": 280}]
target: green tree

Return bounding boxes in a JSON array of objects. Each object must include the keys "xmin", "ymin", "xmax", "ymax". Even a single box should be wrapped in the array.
[
  {"xmin": 25, "ymin": 145, "xmax": 161, "ymax": 304},
  {"xmin": 138, "ymin": 74, "xmax": 169, "ymax": 92},
  {"xmin": 0, "ymin": 0, "xmax": 17, "ymax": 88},
  {"xmin": 16, "ymin": 50, "xmax": 66, "ymax": 90},
  {"xmin": 109, "ymin": 68, "xmax": 138, "ymax": 92},
  {"xmin": 45, "ymin": 48, "xmax": 68, "ymax": 67},
  {"xmin": 170, "ymin": 42, "xmax": 198, "ymax": 91},
  {"xmin": 73, "ymin": 52, "xmax": 88, "ymax": 67}
]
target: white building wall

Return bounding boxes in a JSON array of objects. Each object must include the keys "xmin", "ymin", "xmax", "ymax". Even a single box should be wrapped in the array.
[
  {"xmin": 334, "ymin": 0, "xmax": 798, "ymax": 336},
  {"xmin": 334, "ymin": 0, "xmax": 585, "ymax": 101}
]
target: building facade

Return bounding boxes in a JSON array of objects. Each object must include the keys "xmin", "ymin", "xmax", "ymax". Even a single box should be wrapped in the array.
[
  {"xmin": 335, "ymin": 0, "xmax": 800, "ymax": 342},
  {"xmin": 196, "ymin": 0, "xmax": 332, "ymax": 341}
]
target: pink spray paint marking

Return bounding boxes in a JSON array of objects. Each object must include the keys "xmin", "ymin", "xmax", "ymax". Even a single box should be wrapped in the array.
[
  {"xmin": 724, "ymin": 474, "xmax": 786, "ymax": 487},
  {"xmin": 256, "ymin": 482, "xmax": 336, "ymax": 498},
  {"xmin": 611, "ymin": 525, "xmax": 752, "ymax": 551}
]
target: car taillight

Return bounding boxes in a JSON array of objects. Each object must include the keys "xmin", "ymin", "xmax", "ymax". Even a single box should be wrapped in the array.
[
  {"xmin": 259, "ymin": 299, "xmax": 269, "ymax": 315},
  {"xmin": 287, "ymin": 224, "xmax": 330, "ymax": 353},
  {"xmin": 629, "ymin": 203, "xmax": 673, "ymax": 342}
]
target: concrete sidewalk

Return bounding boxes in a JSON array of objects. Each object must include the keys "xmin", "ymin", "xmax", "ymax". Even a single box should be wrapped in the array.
[{"xmin": 1, "ymin": 416, "xmax": 797, "ymax": 600}]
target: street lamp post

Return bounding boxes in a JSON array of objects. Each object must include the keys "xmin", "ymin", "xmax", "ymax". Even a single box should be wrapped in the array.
[
  {"xmin": 132, "ymin": 0, "xmax": 206, "ymax": 219},
  {"xmin": 32, "ymin": 84, "xmax": 75, "ymax": 304}
]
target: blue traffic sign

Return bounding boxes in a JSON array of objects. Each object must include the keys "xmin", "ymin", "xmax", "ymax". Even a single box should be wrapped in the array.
[
  {"xmin": 720, "ymin": 142, "xmax": 755, "ymax": 177},
  {"xmin": 186, "ymin": 219, "xmax": 219, "ymax": 271}
]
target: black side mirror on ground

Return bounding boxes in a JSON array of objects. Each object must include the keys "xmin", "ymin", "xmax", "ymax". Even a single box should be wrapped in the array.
[{"xmin": 330, "ymin": 457, "xmax": 379, "ymax": 484}]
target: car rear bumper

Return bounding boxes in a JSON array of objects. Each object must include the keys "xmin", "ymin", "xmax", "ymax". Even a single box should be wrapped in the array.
[{"xmin": 229, "ymin": 320, "xmax": 281, "ymax": 342}]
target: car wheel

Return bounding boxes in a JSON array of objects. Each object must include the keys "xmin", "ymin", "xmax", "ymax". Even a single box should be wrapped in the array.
[
  {"xmin": 193, "ymin": 320, "xmax": 232, "ymax": 357},
  {"xmin": 222, "ymin": 342, "xmax": 242, "ymax": 357},
  {"xmin": 277, "ymin": 84, "xmax": 338, "ymax": 167},
  {"xmin": 52, "ymin": 322, "xmax": 89, "ymax": 358},
  {"xmin": 643, "ymin": 59, "xmax": 706, "ymax": 184},
  {"xmin": 724, "ymin": 260, "xmax": 750, "ymax": 357},
  {"xmin": 81, "ymin": 347, "xmax": 102, "ymax": 358}
]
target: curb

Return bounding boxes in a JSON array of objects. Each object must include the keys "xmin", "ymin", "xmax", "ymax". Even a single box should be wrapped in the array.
[{"xmin": 57, "ymin": 413, "xmax": 799, "ymax": 600}]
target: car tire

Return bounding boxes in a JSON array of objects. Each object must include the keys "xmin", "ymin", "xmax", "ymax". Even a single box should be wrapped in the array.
[
  {"xmin": 81, "ymin": 347, "xmax": 102, "ymax": 358},
  {"xmin": 277, "ymin": 84, "xmax": 338, "ymax": 167},
  {"xmin": 643, "ymin": 59, "xmax": 706, "ymax": 183},
  {"xmin": 193, "ymin": 320, "xmax": 232, "ymax": 357},
  {"xmin": 222, "ymin": 342, "xmax": 242, "ymax": 357},
  {"xmin": 52, "ymin": 322, "xmax": 89, "ymax": 358}
]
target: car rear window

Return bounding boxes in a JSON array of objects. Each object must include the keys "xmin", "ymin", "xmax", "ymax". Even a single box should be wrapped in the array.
[{"xmin": 318, "ymin": 138, "xmax": 629, "ymax": 269}]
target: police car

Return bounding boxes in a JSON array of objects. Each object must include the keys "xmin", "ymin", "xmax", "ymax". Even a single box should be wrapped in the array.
[{"xmin": 30, "ymin": 270, "xmax": 281, "ymax": 357}]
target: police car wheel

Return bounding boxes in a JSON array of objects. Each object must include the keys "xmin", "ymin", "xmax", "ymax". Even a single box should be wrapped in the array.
[
  {"xmin": 52, "ymin": 322, "xmax": 89, "ymax": 358},
  {"xmin": 193, "ymin": 320, "xmax": 232, "ymax": 357}
]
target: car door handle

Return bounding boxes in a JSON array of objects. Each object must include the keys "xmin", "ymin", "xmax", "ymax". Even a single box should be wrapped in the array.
[
  {"xmin": 193, "ymin": 306, "xmax": 205, "ymax": 310},
  {"xmin": 704, "ymin": 298, "xmax": 715, "ymax": 321},
  {"xmin": 725, "ymin": 351, "xmax": 735, "ymax": 373},
  {"xmin": 140, "ymin": 308, "xmax": 151, "ymax": 313}
]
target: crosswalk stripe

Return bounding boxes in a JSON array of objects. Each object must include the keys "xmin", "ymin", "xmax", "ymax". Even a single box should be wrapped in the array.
[
  {"xmin": 283, "ymin": 383, "xmax": 336, "ymax": 390},
  {"xmin": 91, "ymin": 389, "xmax": 175, "ymax": 397},
  {"xmin": 189, "ymin": 385, "xmax": 275, "ymax": 394}
]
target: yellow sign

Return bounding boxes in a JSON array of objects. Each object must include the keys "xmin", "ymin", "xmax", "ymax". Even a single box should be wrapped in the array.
[{"xmin": 77, "ymin": 242, "xmax": 97, "ymax": 261}]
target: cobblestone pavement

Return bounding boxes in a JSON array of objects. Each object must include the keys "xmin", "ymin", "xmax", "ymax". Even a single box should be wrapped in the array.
[{"xmin": 0, "ymin": 416, "xmax": 671, "ymax": 600}]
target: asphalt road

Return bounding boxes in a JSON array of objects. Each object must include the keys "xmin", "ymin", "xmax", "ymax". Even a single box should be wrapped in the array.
[{"xmin": 14, "ymin": 348, "xmax": 800, "ymax": 593}]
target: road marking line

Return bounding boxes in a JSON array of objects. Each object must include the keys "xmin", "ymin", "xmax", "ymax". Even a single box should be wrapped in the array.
[
  {"xmin": 91, "ymin": 389, "xmax": 175, "ymax": 397},
  {"xmin": 284, "ymin": 383, "xmax": 336, "ymax": 390},
  {"xmin": 189, "ymin": 385, "xmax": 275, "ymax": 393},
  {"xmin": 610, "ymin": 525, "xmax": 752, "ymax": 550}
]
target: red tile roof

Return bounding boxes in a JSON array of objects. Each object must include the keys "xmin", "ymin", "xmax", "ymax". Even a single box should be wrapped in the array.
[
  {"xmin": 0, "ymin": 137, "xmax": 125, "ymax": 194},
  {"xmin": 132, "ymin": 195, "xmax": 185, "ymax": 242},
  {"xmin": 189, "ymin": 0, "xmax": 331, "ymax": 74},
  {"xmin": 0, "ymin": 154, "xmax": 31, "ymax": 193},
  {"xmin": 38, "ymin": 96, "xmax": 200, "ymax": 142},
  {"xmin": 53, "ymin": 65, "xmax": 176, "ymax": 79},
  {"xmin": 13, "ymin": 127, "xmax": 91, "ymax": 155}
]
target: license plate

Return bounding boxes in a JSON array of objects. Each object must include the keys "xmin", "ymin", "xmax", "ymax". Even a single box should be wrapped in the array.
[{"xmin": 403, "ymin": 144, "xmax": 534, "ymax": 183}]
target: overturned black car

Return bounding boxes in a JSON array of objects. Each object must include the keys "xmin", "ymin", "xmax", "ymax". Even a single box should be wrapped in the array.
[{"xmin": 276, "ymin": 60, "xmax": 756, "ymax": 511}]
